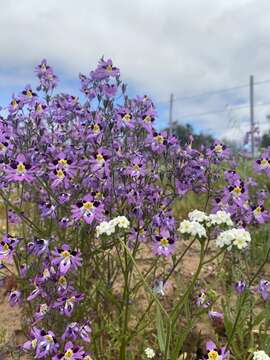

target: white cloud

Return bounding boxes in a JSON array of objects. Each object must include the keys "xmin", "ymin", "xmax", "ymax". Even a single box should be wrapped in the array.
[{"xmin": 1, "ymin": 0, "xmax": 270, "ymax": 141}]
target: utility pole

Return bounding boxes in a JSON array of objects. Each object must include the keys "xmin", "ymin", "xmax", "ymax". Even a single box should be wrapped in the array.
[
  {"xmin": 250, "ymin": 75, "xmax": 255, "ymax": 158},
  {"xmin": 169, "ymin": 93, "xmax": 174, "ymax": 135}
]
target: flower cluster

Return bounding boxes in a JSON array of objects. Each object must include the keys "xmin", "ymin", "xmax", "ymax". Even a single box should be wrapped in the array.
[
  {"xmin": 213, "ymin": 169, "xmax": 270, "ymax": 226},
  {"xmin": 216, "ymin": 228, "xmax": 251, "ymax": 250},
  {"xmin": 144, "ymin": 347, "xmax": 155, "ymax": 359},
  {"xmin": 179, "ymin": 209, "xmax": 234, "ymax": 241},
  {"xmin": 96, "ymin": 216, "xmax": 130, "ymax": 236},
  {"xmin": 0, "ymin": 57, "xmax": 269, "ymax": 358},
  {"xmin": 178, "ymin": 219, "xmax": 207, "ymax": 238},
  {"xmin": 253, "ymin": 350, "xmax": 270, "ymax": 360}
]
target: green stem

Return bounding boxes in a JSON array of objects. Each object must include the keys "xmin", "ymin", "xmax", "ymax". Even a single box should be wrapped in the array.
[
  {"xmin": 226, "ymin": 244, "xmax": 270, "ymax": 350},
  {"xmin": 171, "ymin": 240, "xmax": 205, "ymax": 327}
]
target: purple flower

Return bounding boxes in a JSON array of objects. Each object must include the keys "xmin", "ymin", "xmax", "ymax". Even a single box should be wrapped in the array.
[
  {"xmin": 71, "ymin": 194, "xmax": 104, "ymax": 225},
  {"xmin": 90, "ymin": 58, "xmax": 120, "ymax": 80},
  {"xmin": 23, "ymin": 327, "xmax": 58, "ymax": 358},
  {"xmin": 27, "ymin": 286, "xmax": 43, "ymax": 301},
  {"xmin": 39, "ymin": 201, "xmax": 57, "ymax": 218},
  {"xmin": 255, "ymin": 148, "xmax": 270, "ymax": 176},
  {"xmin": 116, "ymin": 107, "xmax": 135, "ymax": 129},
  {"xmin": 53, "ymin": 290, "xmax": 84, "ymax": 317},
  {"xmin": 207, "ymin": 140, "xmax": 230, "ymax": 159},
  {"xmin": 34, "ymin": 303, "xmax": 50, "ymax": 321},
  {"xmin": 234, "ymin": 280, "xmax": 246, "ymax": 294},
  {"xmin": 146, "ymin": 130, "xmax": 169, "ymax": 153},
  {"xmin": 195, "ymin": 289, "xmax": 212, "ymax": 309},
  {"xmin": 153, "ymin": 229, "xmax": 175, "ymax": 257},
  {"xmin": 0, "ymin": 234, "xmax": 20, "ymax": 262},
  {"xmin": 27, "ymin": 237, "xmax": 50, "ymax": 256},
  {"xmin": 58, "ymin": 192, "xmax": 71, "ymax": 204},
  {"xmin": 21, "ymin": 85, "xmax": 37, "ymax": 103},
  {"xmin": 5, "ymin": 154, "xmax": 35, "ymax": 183},
  {"xmin": 8, "ymin": 290, "xmax": 22, "ymax": 306},
  {"xmin": 52, "ymin": 341, "xmax": 85, "ymax": 359},
  {"xmin": 8, "ymin": 96, "xmax": 22, "ymax": 113},
  {"xmin": 201, "ymin": 340, "xmax": 229, "ymax": 360},
  {"xmin": 52, "ymin": 244, "xmax": 82, "ymax": 274},
  {"xmin": 35, "ymin": 59, "xmax": 58, "ymax": 92},
  {"xmin": 35, "ymin": 329, "xmax": 58, "ymax": 358},
  {"xmin": 89, "ymin": 148, "xmax": 110, "ymax": 177},
  {"xmin": 62, "ymin": 322, "xmax": 91, "ymax": 343},
  {"xmin": 23, "ymin": 327, "xmax": 42, "ymax": 352},
  {"xmin": 251, "ymin": 204, "xmax": 270, "ymax": 224},
  {"xmin": 208, "ymin": 311, "xmax": 223, "ymax": 320},
  {"xmin": 257, "ymin": 279, "xmax": 270, "ymax": 300}
]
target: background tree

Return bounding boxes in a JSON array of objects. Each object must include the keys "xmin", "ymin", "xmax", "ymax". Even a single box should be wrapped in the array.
[{"xmin": 166, "ymin": 122, "xmax": 214, "ymax": 148}]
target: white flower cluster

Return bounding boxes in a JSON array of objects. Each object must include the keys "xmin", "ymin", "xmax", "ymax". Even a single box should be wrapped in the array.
[
  {"xmin": 187, "ymin": 209, "xmax": 233, "ymax": 227},
  {"xmin": 216, "ymin": 228, "xmax": 251, "ymax": 250},
  {"xmin": 253, "ymin": 350, "xmax": 270, "ymax": 360},
  {"xmin": 96, "ymin": 216, "xmax": 130, "ymax": 236},
  {"xmin": 208, "ymin": 210, "xmax": 233, "ymax": 227},
  {"xmin": 180, "ymin": 209, "xmax": 251, "ymax": 251},
  {"xmin": 144, "ymin": 347, "xmax": 155, "ymax": 359},
  {"xmin": 178, "ymin": 219, "xmax": 206, "ymax": 238},
  {"xmin": 188, "ymin": 209, "xmax": 208, "ymax": 223}
]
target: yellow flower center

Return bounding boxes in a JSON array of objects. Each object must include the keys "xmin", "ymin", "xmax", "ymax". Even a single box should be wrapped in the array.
[
  {"xmin": 106, "ymin": 64, "xmax": 113, "ymax": 72},
  {"xmin": 160, "ymin": 237, "xmax": 169, "ymax": 246},
  {"xmin": 59, "ymin": 276, "xmax": 67, "ymax": 285},
  {"xmin": 56, "ymin": 169, "xmax": 65, "ymax": 179},
  {"xmin": 232, "ymin": 186, "xmax": 242, "ymax": 196},
  {"xmin": 0, "ymin": 143, "xmax": 5, "ymax": 151},
  {"xmin": 84, "ymin": 356, "xmax": 92, "ymax": 360},
  {"xmin": 45, "ymin": 334, "xmax": 53, "ymax": 342},
  {"xmin": 261, "ymin": 158, "xmax": 269, "ymax": 167},
  {"xmin": 83, "ymin": 201, "xmax": 94, "ymax": 210},
  {"xmin": 133, "ymin": 164, "xmax": 140, "ymax": 172},
  {"xmin": 214, "ymin": 144, "xmax": 223, "ymax": 153},
  {"xmin": 11, "ymin": 99, "xmax": 18, "ymax": 108},
  {"xmin": 254, "ymin": 206, "xmax": 262, "ymax": 214},
  {"xmin": 96, "ymin": 153, "xmax": 104, "ymax": 162},
  {"xmin": 36, "ymin": 104, "xmax": 43, "ymax": 112},
  {"xmin": 64, "ymin": 349, "xmax": 74, "ymax": 358},
  {"xmin": 31, "ymin": 338, "xmax": 37, "ymax": 349},
  {"xmin": 26, "ymin": 90, "xmax": 33, "ymax": 97},
  {"xmin": 144, "ymin": 115, "xmax": 152, "ymax": 123},
  {"xmin": 155, "ymin": 135, "xmax": 164, "ymax": 144},
  {"xmin": 43, "ymin": 268, "xmax": 50, "ymax": 278},
  {"xmin": 17, "ymin": 163, "xmax": 26, "ymax": 173},
  {"xmin": 95, "ymin": 192, "xmax": 102, "ymax": 199},
  {"xmin": 122, "ymin": 113, "xmax": 131, "ymax": 122},
  {"xmin": 93, "ymin": 124, "xmax": 100, "ymax": 134},
  {"xmin": 208, "ymin": 350, "xmax": 219, "ymax": 360},
  {"xmin": 61, "ymin": 250, "xmax": 70, "ymax": 258},
  {"xmin": 58, "ymin": 158, "xmax": 68, "ymax": 166},
  {"xmin": 68, "ymin": 296, "xmax": 76, "ymax": 303},
  {"xmin": 3, "ymin": 243, "xmax": 9, "ymax": 251},
  {"xmin": 40, "ymin": 63, "xmax": 47, "ymax": 71}
]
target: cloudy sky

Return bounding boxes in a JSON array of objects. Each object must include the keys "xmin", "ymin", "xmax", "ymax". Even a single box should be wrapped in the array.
[{"xmin": 1, "ymin": 0, "xmax": 270, "ymax": 142}]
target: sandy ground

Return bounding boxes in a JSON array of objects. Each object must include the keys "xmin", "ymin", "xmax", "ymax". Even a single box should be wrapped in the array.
[
  {"xmin": 0, "ymin": 286, "xmax": 29, "ymax": 359},
  {"xmin": 0, "ymin": 233, "xmax": 217, "ymax": 359}
]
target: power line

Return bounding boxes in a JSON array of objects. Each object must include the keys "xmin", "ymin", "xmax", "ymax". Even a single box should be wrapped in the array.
[
  {"xmin": 174, "ymin": 101, "xmax": 270, "ymax": 120},
  {"xmin": 158, "ymin": 78, "xmax": 270, "ymax": 105},
  {"xmin": 173, "ymin": 84, "xmax": 248, "ymax": 103}
]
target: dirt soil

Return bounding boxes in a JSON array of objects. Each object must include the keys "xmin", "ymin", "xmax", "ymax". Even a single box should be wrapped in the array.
[
  {"xmin": 0, "ymin": 240, "xmax": 216, "ymax": 359},
  {"xmin": 0, "ymin": 285, "xmax": 30, "ymax": 359}
]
